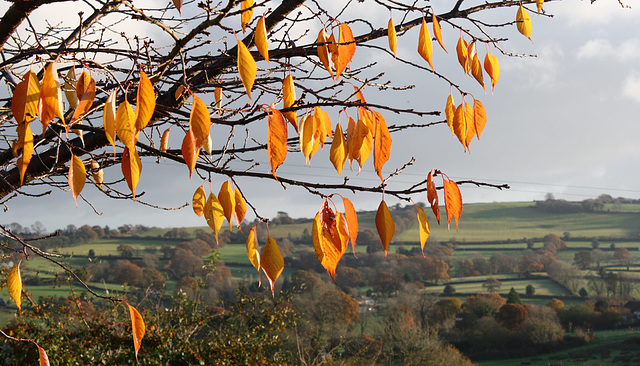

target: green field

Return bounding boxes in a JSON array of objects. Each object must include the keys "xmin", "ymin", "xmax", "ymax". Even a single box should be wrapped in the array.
[{"xmin": 425, "ymin": 278, "xmax": 572, "ymax": 297}]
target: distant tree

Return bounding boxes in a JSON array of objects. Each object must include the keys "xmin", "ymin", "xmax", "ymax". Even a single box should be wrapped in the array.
[
  {"xmin": 373, "ymin": 271, "xmax": 400, "ymax": 297},
  {"xmin": 442, "ymin": 284, "xmax": 456, "ymax": 296},
  {"xmin": 591, "ymin": 249, "xmax": 608, "ymax": 268},
  {"xmin": 111, "ymin": 260, "xmax": 143, "ymax": 285},
  {"xmin": 490, "ymin": 254, "xmax": 516, "ymax": 274},
  {"xmin": 88, "ymin": 249, "xmax": 96, "ymax": 258},
  {"xmin": 482, "ymin": 278, "xmax": 502, "ymax": 294},
  {"xmin": 525, "ymin": 284, "xmax": 536, "ymax": 297},
  {"xmin": 519, "ymin": 252, "xmax": 544, "ymax": 273},
  {"xmin": 543, "ymin": 234, "xmax": 566, "ymax": 253},
  {"xmin": 594, "ymin": 298, "xmax": 610, "ymax": 312},
  {"xmin": 175, "ymin": 275, "xmax": 200, "ymax": 299},
  {"xmin": 91, "ymin": 226, "xmax": 105, "ymax": 238},
  {"xmin": 464, "ymin": 294, "xmax": 506, "ymax": 319},
  {"xmin": 546, "ymin": 299, "xmax": 565, "ymax": 313},
  {"xmin": 614, "ymin": 248, "xmax": 632, "ymax": 270},
  {"xmin": 161, "ymin": 244, "xmax": 173, "ymax": 259},
  {"xmin": 610, "ymin": 242, "xmax": 616, "ymax": 249},
  {"xmin": 287, "ymin": 270, "xmax": 326, "ymax": 294},
  {"xmin": 495, "ymin": 303, "xmax": 528, "ymax": 330},
  {"xmin": 579, "ymin": 288, "xmax": 589, "ymax": 298},
  {"xmin": 336, "ymin": 266, "xmax": 364, "ymax": 291},
  {"xmin": 138, "ymin": 268, "xmax": 166, "ymax": 290},
  {"xmin": 591, "ymin": 239, "xmax": 600, "ymax": 249},
  {"xmin": 604, "ymin": 272, "xmax": 619, "ymax": 297},
  {"xmin": 168, "ymin": 248, "xmax": 204, "ymax": 279},
  {"xmin": 432, "ymin": 298, "xmax": 462, "ymax": 323},
  {"xmin": 117, "ymin": 243, "xmax": 135, "ymax": 258},
  {"xmin": 507, "ymin": 288, "xmax": 522, "ymax": 304},
  {"xmin": 573, "ymin": 250, "xmax": 593, "ymax": 270},
  {"xmin": 30, "ymin": 221, "xmax": 47, "ymax": 236}
]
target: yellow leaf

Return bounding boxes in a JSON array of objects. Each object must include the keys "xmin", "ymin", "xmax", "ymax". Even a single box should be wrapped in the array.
[
  {"xmin": 135, "ymin": 70, "xmax": 156, "ymax": 132},
  {"xmin": 204, "ymin": 134, "xmax": 213, "ymax": 155},
  {"xmin": 125, "ymin": 302, "xmax": 146, "ymax": 363},
  {"xmin": 537, "ymin": 0, "xmax": 544, "ymax": 15},
  {"xmin": 160, "ymin": 127, "xmax": 170, "ymax": 153},
  {"xmin": 241, "ymin": 0, "xmax": 253, "ymax": 34},
  {"xmin": 282, "ymin": 74, "xmax": 298, "ymax": 132},
  {"xmin": 484, "ymin": 53, "xmax": 500, "ymax": 93},
  {"xmin": 427, "ymin": 169, "xmax": 440, "ymax": 224},
  {"xmin": 121, "ymin": 146, "xmax": 142, "ymax": 199},
  {"xmin": 299, "ymin": 114, "xmax": 318, "ymax": 165},
  {"xmin": 37, "ymin": 345, "xmax": 50, "ymax": 366},
  {"xmin": 69, "ymin": 154, "xmax": 86, "ymax": 206},
  {"xmin": 116, "ymin": 100, "xmax": 136, "ymax": 149},
  {"xmin": 346, "ymin": 116, "xmax": 356, "ymax": 168},
  {"xmin": 353, "ymin": 117, "xmax": 373, "ymax": 171},
  {"xmin": 192, "ymin": 186, "xmax": 206, "ymax": 217},
  {"xmin": 181, "ymin": 129, "xmax": 199, "ymax": 177},
  {"xmin": 335, "ymin": 23, "xmax": 356, "ymax": 81},
  {"xmin": 237, "ymin": 38, "xmax": 257, "ymax": 100},
  {"xmin": 246, "ymin": 225, "xmax": 261, "ymax": 283},
  {"xmin": 8, "ymin": 260, "xmax": 22, "ymax": 315},
  {"xmin": 433, "ymin": 12, "xmax": 447, "ymax": 52},
  {"xmin": 103, "ymin": 91, "xmax": 117, "ymax": 153},
  {"xmin": 16, "ymin": 123, "xmax": 33, "ymax": 185},
  {"xmin": 189, "ymin": 95, "xmax": 211, "ymax": 149},
  {"xmin": 314, "ymin": 106, "xmax": 331, "ymax": 147},
  {"xmin": 267, "ymin": 105, "xmax": 288, "ymax": 178},
  {"xmin": 204, "ymin": 193, "xmax": 225, "ymax": 245},
  {"xmin": 416, "ymin": 205, "xmax": 430, "ymax": 253},
  {"xmin": 91, "ymin": 159, "xmax": 103, "ymax": 188},
  {"xmin": 388, "ymin": 17, "xmax": 397, "ymax": 58},
  {"xmin": 453, "ymin": 102, "xmax": 471, "ymax": 151},
  {"xmin": 70, "ymin": 71, "xmax": 96, "ymax": 125},
  {"xmin": 233, "ymin": 188, "xmax": 247, "ymax": 231},
  {"xmin": 218, "ymin": 181, "xmax": 236, "ymax": 229},
  {"xmin": 330, "ymin": 123, "xmax": 347, "ymax": 175},
  {"xmin": 340, "ymin": 195, "xmax": 358, "ymax": 255},
  {"xmin": 443, "ymin": 176, "xmax": 463, "ymax": 231},
  {"xmin": 317, "ymin": 28, "xmax": 333, "ymax": 78},
  {"xmin": 474, "ymin": 99, "xmax": 487, "ymax": 139},
  {"xmin": 445, "ymin": 94, "xmax": 455, "ymax": 135},
  {"xmin": 471, "ymin": 53, "xmax": 485, "ymax": 91},
  {"xmin": 64, "ymin": 66, "xmax": 79, "ymax": 110},
  {"xmin": 456, "ymin": 37, "xmax": 470, "ymax": 74},
  {"xmin": 517, "ymin": 5, "xmax": 533, "ymax": 41},
  {"xmin": 261, "ymin": 236, "xmax": 284, "ymax": 296},
  {"xmin": 255, "ymin": 15, "xmax": 269, "ymax": 63},
  {"xmin": 12, "ymin": 70, "xmax": 40, "ymax": 124},
  {"xmin": 39, "ymin": 62, "xmax": 65, "ymax": 130},
  {"xmin": 375, "ymin": 200, "xmax": 395, "ymax": 257},
  {"xmin": 372, "ymin": 111, "xmax": 392, "ymax": 182},
  {"xmin": 418, "ymin": 17, "xmax": 434, "ymax": 71}
]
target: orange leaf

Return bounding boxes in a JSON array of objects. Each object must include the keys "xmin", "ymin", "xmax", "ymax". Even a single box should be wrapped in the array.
[
  {"xmin": 181, "ymin": 129, "xmax": 199, "ymax": 177},
  {"xmin": 116, "ymin": 100, "xmax": 136, "ymax": 149},
  {"xmin": 312, "ymin": 208, "xmax": 347, "ymax": 283},
  {"xmin": 37, "ymin": 345, "xmax": 50, "ymax": 366},
  {"xmin": 456, "ymin": 37, "xmax": 470, "ymax": 74},
  {"xmin": 375, "ymin": 200, "xmax": 394, "ymax": 257},
  {"xmin": 16, "ymin": 123, "xmax": 33, "ymax": 185},
  {"xmin": 39, "ymin": 62, "xmax": 64, "ymax": 130},
  {"xmin": 64, "ymin": 65, "xmax": 79, "ymax": 110},
  {"xmin": 240, "ymin": 0, "xmax": 253, "ymax": 34},
  {"xmin": 471, "ymin": 53, "xmax": 485, "ymax": 91},
  {"xmin": 8, "ymin": 260, "xmax": 22, "ymax": 315},
  {"xmin": 103, "ymin": 91, "xmax": 117, "ymax": 153},
  {"xmin": 160, "ymin": 127, "xmax": 170, "ymax": 152},
  {"xmin": 261, "ymin": 236, "xmax": 284, "ymax": 296},
  {"xmin": 453, "ymin": 102, "xmax": 473, "ymax": 151},
  {"xmin": 246, "ymin": 225, "xmax": 261, "ymax": 284},
  {"xmin": 445, "ymin": 94, "xmax": 455, "ymax": 135},
  {"xmin": 69, "ymin": 154, "xmax": 86, "ymax": 206},
  {"xmin": 267, "ymin": 105, "xmax": 287, "ymax": 178},
  {"xmin": 416, "ymin": 205, "xmax": 430, "ymax": 254},
  {"xmin": 388, "ymin": 17, "xmax": 397, "ymax": 57},
  {"xmin": 233, "ymin": 188, "xmax": 247, "ymax": 231},
  {"xmin": 282, "ymin": 74, "xmax": 298, "ymax": 132},
  {"xmin": 335, "ymin": 23, "xmax": 356, "ymax": 81},
  {"xmin": 443, "ymin": 176, "xmax": 463, "ymax": 230},
  {"xmin": 121, "ymin": 146, "xmax": 142, "ymax": 199},
  {"xmin": 427, "ymin": 169, "xmax": 440, "ymax": 224},
  {"xmin": 474, "ymin": 99, "xmax": 487, "ymax": 139},
  {"xmin": 125, "ymin": 302, "xmax": 146, "ymax": 363},
  {"xmin": 433, "ymin": 13, "xmax": 447, "ymax": 52},
  {"xmin": 317, "ymin": 28, "xmax": 333, "ymax": 78},
  {"xmin": 330, "ymin": 123, "xmax": 347, "ymax": 175},
  {"xmin": 204, "ymin": 193, "xmax": 225, "ymax": 245},
  {"xmin": 314, "ymin": 106, "xmax": 332, "ymax": 147},
  {"xmin": 340, "ymin": 195, "xmax": 358, "ymax": 255},
  {"xmin": 91, "ymin": 159, "xmax": 103, "ymax": 188},
  {"xmin": 418, "ymin": 17, "xmax": 434, "ymax": 71},
  {"xmin": 189, "ymin": 95, "xmax": 211, "ymax": 149},
  {"xmin": 516, "ymin": 5, "xmax": 533, "ymax": 41},
  {"xmin": 345, "ymin": 116, "xmax": 356, "ymax": 168},
  {"xmin": 12, "ymin": 70, "xmax": 40, "ymax": 124},
  {"xmin": 353, "ymin": 116, "xmax": 373, "ymax": 171},
  {"xmin": 70, "ymin": 71, "xmax": 96, "ymax": 125},
  {"xmin": 218, "ymin": 180, "xmax": 236, "ymax": 229},
  {"xmin": 484, "ymin": 53, "xmax": 500, "ymax": 93},
  {"xmin": 237, "ymin": 38, "xmax": 257, "ymax": 100},
  {"xmin": 373, "ymin": 111, "xmax": 391, "ymax": 182},
  {"xmin": 135, "ymin": 70, "xmax": 156, "ymax": 132},
  {"xmin": 192, "ymin": 186, "xmax": 206, "ymax": 216},
  {"xmin": 214, "ymin": 86, "xmax": 223, "ymax": 116},
  {"xmin": 255, "ymin": 15, "xmax": 269, "ymax": 63},
  {"xmin": 172, "ymin": 0, "xmax": 182, "ymax": 13}
]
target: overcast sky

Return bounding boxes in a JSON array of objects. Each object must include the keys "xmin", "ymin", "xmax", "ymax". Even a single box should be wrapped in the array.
[{"xmin": 3, "ymin": 1, "xmax": 640, "ymax": 232}]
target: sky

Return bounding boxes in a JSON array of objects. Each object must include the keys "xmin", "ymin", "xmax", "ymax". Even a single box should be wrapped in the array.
[{"xmin": 3, "ymin": 0, "xmax": 640, "ymax": 232}]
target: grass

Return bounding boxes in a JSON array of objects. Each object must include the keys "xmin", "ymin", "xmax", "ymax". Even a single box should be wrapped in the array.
[{"xmin": 424, "ymin": 278, "xmax": 572, "ymax": 297}]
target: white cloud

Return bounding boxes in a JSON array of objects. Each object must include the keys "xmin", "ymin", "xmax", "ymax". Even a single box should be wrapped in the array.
[
  {"xmin": 577, "ymin": 38, "xmax": 640, "ymax": 61},
  {"xmin": 554, "ymin": 1, "xmax": 637, "ymax": 26},
  {"xmin": 501, "ymin": 43, "xmax": 565, "ymax": 89},
  {"xmin": 622, "ymin": 70, "xmax": 640, "ymax": 103}
]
